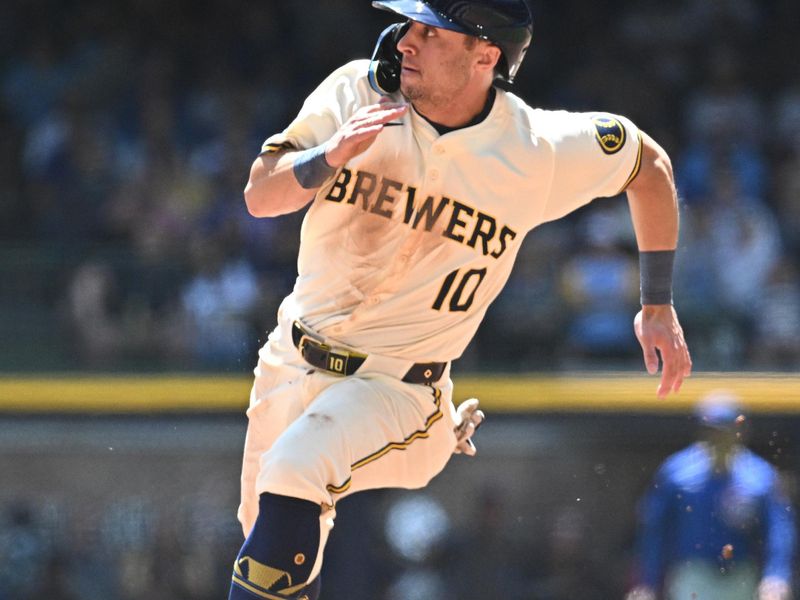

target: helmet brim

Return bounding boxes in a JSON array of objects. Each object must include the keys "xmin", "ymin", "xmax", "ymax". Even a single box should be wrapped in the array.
[{"xmin": 372, "ymin": 0, "xmax": 472, "ymax": 36}]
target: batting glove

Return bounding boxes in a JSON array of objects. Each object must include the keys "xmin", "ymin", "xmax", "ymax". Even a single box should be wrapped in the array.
[{"xmin": 453, "ymin": 398, "xmax": 485, "ymax": 457}]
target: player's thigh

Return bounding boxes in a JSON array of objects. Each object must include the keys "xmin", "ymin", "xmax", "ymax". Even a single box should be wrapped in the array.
[
  {"xmin": 239, "ymin": 358, "xmax": 311, "ymax": 533},
  {"xmin": 333, "ymin": 376, "xmax": 458, "ymax": 497},
  {"xmin": 246, "ymin": 358, "xmax": 310, "ymax": 440},
  {"xmin": 256, "ymin": 374, "xmax": 457, "ymax": 504}
]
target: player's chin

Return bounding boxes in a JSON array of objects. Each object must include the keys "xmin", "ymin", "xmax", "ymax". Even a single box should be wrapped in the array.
[{"xmin": 400, "ymin": 79, "xmax": 423, "ymax": 101}]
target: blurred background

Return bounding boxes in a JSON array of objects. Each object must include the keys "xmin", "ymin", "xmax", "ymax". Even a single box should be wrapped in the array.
[{"xmin": 0, "ymin": 0, "xmax": 799, "ymax": 598}]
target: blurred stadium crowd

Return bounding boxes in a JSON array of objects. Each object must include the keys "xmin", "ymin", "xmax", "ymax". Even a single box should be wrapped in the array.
[
  {"xmin": 2, "ymin": 0, "xmax": 800, "ymax": 373},
  {"xmin": 0, "ymin": 494, "xmax": 242, "ymax": 600}
]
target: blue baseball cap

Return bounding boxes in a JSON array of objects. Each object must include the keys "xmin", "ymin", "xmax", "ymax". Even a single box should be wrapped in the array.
[{"xmin": 695, "ymin": 391, "xmax": 744, "ymax": 430}]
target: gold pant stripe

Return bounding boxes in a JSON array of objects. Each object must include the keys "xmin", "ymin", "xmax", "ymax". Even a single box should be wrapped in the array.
[
  {"xmin": 231, "ymin": 573, "xmax": 289, "ymax": 600},
  {"xmin": 326, "ymin": 386, "xmax": 443, "ymax": 495},
  {"xmin": 326, "ymin": 477, "xmax": 351, "ymax": 494}
]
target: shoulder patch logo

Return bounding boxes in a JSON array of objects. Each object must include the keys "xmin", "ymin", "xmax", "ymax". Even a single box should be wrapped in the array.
[{"xmin": 591, "ymin": 115, "xmax": 626, "ymax": 155}]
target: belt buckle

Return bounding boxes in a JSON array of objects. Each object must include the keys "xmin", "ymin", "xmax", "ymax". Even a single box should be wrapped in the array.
[
  {"xmin": 298, "ymin": 333, "xmax": 329, "ymax": 355},
  {"xmin": 299, "ymin": 334, "xmax": 351, "ymax": 376}
]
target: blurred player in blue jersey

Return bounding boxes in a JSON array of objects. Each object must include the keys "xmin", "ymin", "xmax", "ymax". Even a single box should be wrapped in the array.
[{"xmin": 626, "ymin": 391, "xmax": 796, "ymax": 600}]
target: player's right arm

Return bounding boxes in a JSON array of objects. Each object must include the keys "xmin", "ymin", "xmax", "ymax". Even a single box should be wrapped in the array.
[
  {"xmin": 244, "ymin": 101, "xmax": 407, "ymax": 218},
  {"xmin": 244, "ymin": 151, "xmax": 317, "ymax": 217}
]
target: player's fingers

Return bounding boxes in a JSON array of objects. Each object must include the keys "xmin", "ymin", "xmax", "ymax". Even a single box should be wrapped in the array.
[
  {"xmin": 368, "ymin": 107, "xmax": 407, "ymax": 127},
  {"xmin": 657, "ymin": 341, "xmax": 682, "ymax": 397},
  {"xmin": 345, "ymin": 114, "xmax": 405, "ymax": 139},
  {"xmin": 639, "ymin": 340, "xmax": 659, "ymax": 375},
  {"xmin": 454, "ymin": 418, "xmax": 469, "ymax": 437},
  {"xmin": 665, "ymin": 335, "xmax": 693, "ymax": 394},
  {"xmin": 377, "ymin": 100, "xmax": 407, "ymax": 112},
  {"xmin": 463, "ymin": 439, "xmax": 477, "ymax": 457},
  {"xmin": 660, "ymin": 349, "xmax": 676, "ymax": 383},
  {"xmin": 633, "ymin": 312, "xmax": 660, "ymax": 375},
  {"xmin": 349, "ymin": 102, "xmax": 405, "ymax": 122},
  {"xmin": 456, "ymin": 398, "xmax": 478, "ymax": 421},
  {"xmin": 671, "ymin": 347, "xmax": 691, "ymax": 392},
  {"xmin": 460, "ymin": 397, "xmax": 480, "ymax": 412},
  {"xmin": 350, "ymin": 123, "xmax": 387, "ymax": 137},
  {"xmin": 367, "ymin": 100, "xmax": 406, "ymax": 111},
  {"xmin": 351, "ymin": 105, "xmax": 407, "ymax": 125},
  {"xmin": 657, "ymin": 374, "xmax": 671, "ymax": 399},
  {"xmin": 359, "ymin": 104, "xmax": 406, "ymax": 118},
  {"xmin": 455, "ymin": 438, "xmax": 477, "ymax": 456},
  {"xmin": 672, "ymin": 367, "xmax": 685, "ymax": 393},
  {"xmin": 685, "ymin": 349, "xmax": 693, "ymax": 377},
  {"xmin": 340, "ymin": 124, "xmax": 389, "ymax": 146}
]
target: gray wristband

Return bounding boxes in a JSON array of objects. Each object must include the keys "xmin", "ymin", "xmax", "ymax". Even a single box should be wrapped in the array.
[
  {"xmin": 639, "ymin": 250, "xmax": 675, "ymax": 305},
  {"xmin": 293, "ymin": 145, "xmax": 335, "ymax": 189}
]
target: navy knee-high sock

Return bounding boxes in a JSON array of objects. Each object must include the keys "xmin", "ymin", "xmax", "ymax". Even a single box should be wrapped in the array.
[{"xmin": 229, "ymin": 493, "xmax": 322, "ymax": 600}]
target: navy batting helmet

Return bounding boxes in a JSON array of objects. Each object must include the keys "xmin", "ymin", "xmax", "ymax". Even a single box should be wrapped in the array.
[{"xmin": 372, "ymin": 0, "xmax": 533, "ymax": 84}]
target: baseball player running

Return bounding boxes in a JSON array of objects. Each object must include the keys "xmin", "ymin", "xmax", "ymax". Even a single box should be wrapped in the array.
[{"xmin": 229, "ymin": 1, "xmax": 692, "ymax": 598}]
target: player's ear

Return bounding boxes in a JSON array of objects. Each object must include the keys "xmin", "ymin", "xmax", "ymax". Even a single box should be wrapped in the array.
[{"xmin": 475, "ymin": 43, "xmax": 502, "ymax": 74}]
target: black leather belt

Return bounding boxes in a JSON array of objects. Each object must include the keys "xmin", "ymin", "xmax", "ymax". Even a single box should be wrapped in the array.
[{"xmin": 291, "ymin": 321, "xmax": 447, "ymax": 385}]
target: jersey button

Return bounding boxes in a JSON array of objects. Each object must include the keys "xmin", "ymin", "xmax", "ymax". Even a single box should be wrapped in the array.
[
  {"xmin": 367, "ymin": 296, "xmax": 380, "ymax": 306},
  {"xmin": 429, "ymin": 169, "xmax": 439, "ymax": 180},
  {"xmin": 434, "ymin": 146, "xmax": 445, "ymax": 155}
]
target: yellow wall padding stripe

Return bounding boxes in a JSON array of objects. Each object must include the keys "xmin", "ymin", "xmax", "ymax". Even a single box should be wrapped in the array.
[
  {"xmin": 451, "ymin": 372, "xmax": 800, "ymax": 413},
  {"xmin": 0, "ymin": 375, "xmax": 252, "ymax": 413},
  {"xmin": 0, "ymin": 373, "xmax": 798, "ymax": 414},
  {"xmin": 326, "ymin": 387, "xmax": 443, "ymax": 495}
]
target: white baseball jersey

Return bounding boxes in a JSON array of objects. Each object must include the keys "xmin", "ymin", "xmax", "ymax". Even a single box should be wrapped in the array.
[{"xmin": 262, "ymin": 59, "xmax": 642, "ymax": 363}]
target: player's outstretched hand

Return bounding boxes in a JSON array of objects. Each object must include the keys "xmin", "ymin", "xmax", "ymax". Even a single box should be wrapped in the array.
[
  {"xmin": 453, "ymin": 398, "xmax": 485, "ymax": 456},
  {"xmin": 324, "ymin": 99, "xmax": 408, "ymax": 168},
  {"xmin": 634, "ymin": 305, "xmax": 692, "ymax": 398}
]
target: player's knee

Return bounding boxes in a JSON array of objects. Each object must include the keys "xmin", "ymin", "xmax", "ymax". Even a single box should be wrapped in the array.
[
  {"xmin": 257, "ymin": 441, "xmax": 334, "ymax": 502},
  {"xmin": 230, "ymin": 493, "xmax": 323, "ymax": 600}
]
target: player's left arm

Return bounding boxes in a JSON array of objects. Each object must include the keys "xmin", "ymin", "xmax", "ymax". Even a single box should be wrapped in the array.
[
  {"xmin": 758, "ymin": 473, "xmax": 796, "ymax": 600},
  {"xmin": 626, "ymin": 471, "xmax": 675, "ymax": 600},
  {"xmin": 625, "ymin": 131, "xmax": 692, "ymax": 398}
]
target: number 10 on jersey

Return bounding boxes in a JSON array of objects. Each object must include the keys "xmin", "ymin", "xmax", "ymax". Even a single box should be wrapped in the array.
[{"xmin": 432, "ymin": 268, "xmax": 487, "ymax": 312}]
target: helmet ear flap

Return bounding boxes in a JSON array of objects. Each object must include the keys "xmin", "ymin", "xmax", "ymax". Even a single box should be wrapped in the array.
[{"xmin": 368, "ymin": 22, "xmax": 410, "ymax": 95}]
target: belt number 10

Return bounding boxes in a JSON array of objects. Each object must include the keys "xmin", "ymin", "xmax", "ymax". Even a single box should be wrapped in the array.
[{"xmin": 432, "ymin": 267, "xmax": 487, "ymax": 312}]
